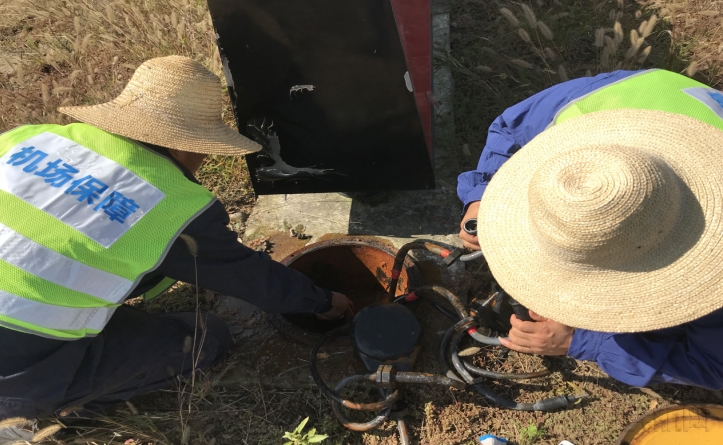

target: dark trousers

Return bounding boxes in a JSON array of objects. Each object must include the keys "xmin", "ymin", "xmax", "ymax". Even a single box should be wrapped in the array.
[{"xmin": 0, "ymin": 305, "xmax": 232, "ymax": 419}]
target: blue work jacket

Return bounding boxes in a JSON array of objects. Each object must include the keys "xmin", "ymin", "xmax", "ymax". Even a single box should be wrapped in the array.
[{"xmin": 457, "ymin": 70, "xmax": 723, "ymax": 389}]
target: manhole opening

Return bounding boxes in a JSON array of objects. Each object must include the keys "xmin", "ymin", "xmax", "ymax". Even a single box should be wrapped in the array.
[{"xmin": 281, "ymin": 241, "xmax": 423, "ymax": 333}]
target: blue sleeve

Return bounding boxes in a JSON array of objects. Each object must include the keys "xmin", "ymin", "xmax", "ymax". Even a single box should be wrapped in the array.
[
  {"xmin": 457, "ymin": 70, "xmax": 641, "ymax": 210},
  {"xmin": 568, "ymin": 308, "xmax": 723, "ymax": 389}
]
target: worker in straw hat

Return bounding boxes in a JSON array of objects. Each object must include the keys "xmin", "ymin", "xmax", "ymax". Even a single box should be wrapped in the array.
[
  {"xmin": 458, "ymin": 69, "xmax": 723, "ymax": 390},
  {"xmin": 0, "ymin": 55, "xmax": 352, "ymax": 427}
]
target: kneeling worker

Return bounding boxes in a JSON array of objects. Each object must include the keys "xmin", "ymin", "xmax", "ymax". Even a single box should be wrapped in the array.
[
  {"xmin": 0, "ymin": 56, "xmax": 351, "ymax": 422},
  {"xmin": 458, "ymin": 69, "xmax": 723, "ymax": 389}
]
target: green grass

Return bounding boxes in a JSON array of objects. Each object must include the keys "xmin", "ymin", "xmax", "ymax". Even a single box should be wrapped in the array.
[{"xmin": 517, "ymin": 420, "xmax": 545, "ymax": 445}]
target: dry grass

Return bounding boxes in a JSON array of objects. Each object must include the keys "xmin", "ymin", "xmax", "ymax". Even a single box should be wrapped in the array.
[
  {"xmin": 0, "ymin": 0, "xmax": 222, "ymax": 129},
  {"xmin": 651, "ymin": 0, "xmax": 723, "ymax": 86},
  {"xmin": 446, "ymin": 0, "xmax": 674, "ymax": 169},
  {"xmin": 0, "ymin": 0, "xmax": 254, "ymax": 209}
]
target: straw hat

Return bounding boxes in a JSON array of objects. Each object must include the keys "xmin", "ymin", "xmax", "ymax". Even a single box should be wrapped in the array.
[
  {"xmin": 478, "ymin": 109, "xmax": 723, "ymax": 333},
  {"xmin": 58, "ymin": 55, "xmax": 261, "ymax": 156}
]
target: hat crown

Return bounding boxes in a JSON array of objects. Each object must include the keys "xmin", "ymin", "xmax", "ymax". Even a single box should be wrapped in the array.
[
  {"xmin": 528, "ymin": 144, "xmax": 682, "ymax": 267},
  {"xmin": 114, "ymin": 55, "xmax": 221, "ymax": 123}
]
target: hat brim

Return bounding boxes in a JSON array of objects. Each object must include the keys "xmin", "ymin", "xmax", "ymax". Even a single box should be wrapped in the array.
[
  {"xmin": 478, "ymin": 109, "xmax": 723, "ymax": 332},
  {"xmin": 58, "ymin": 102, "xmax": 261, "ymax": 156}
]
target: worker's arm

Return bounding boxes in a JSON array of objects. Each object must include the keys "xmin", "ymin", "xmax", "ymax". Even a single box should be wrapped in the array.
[
  {"xmin": 457, "ymin": 71, "xmax": 640, "ymax": 248},
  {"xmin": 154, "ymin": 200, "xmax": 336, "ymax": 315},
  {"xmin": 568, "ymin": 308, "xmax": 723, "ymax": 389}
]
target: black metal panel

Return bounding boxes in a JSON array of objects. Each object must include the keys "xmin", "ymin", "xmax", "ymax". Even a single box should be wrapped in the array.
[{"xmin": 207, "ymin": 0, "xmax": 435, "ymax": 194}]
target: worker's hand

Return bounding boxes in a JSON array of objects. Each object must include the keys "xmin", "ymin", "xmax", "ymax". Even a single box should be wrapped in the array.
[
  {"xmin": 459, "ymin": 201, "xmax": 481, "ymax": 250},
  {"xmin": 499, "ymin": 311, "xmax": 575, "ymax": 356},
  {"xmin": 317, "ymin": 292, "xmax": 354, "ymax": 322}
]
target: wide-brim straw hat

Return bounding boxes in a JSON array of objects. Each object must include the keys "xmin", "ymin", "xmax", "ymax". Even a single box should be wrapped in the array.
[
  {"xmin": 478, "ymin": 109, "xmax": 723, "ymax": 333},
  {"xmin": 58, "ymin": 55, "xmax": 260, "ymax": 156}
]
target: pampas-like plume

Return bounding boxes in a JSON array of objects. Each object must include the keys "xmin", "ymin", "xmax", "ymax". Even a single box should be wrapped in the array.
[
  {"xmin": 0, "ymin": 418, "xmax": 28, "ymax": 429},
  {"xmin": 544, "ymin": 47, "xmax": 558, "ymax": 60},
  {"xmin": 613, "ymin": 21, "xmax": 624, "ymax": 45},
  {"xmin": 686, "ymin": 61, "xmax": 699, "ymax": 77},
  {"xmin": 106, "ymin": 4, "xmax": 115, "ymax": 23},
  {"xmin": 31, "ymin": 424, "xmax": 62, "ymax": 443},
  {"xmin": 594, "ymin": 28, "xmax": 605, "ymax": 47},
  {"xmin": 510, "ymin": 59, "xmax": 533, "ymax": 68},
  {"xmin": 499, "ymin": 8, "xmax": 520, "ymax": 28},
  {"xmin": 41, "ymin": 83, "xmax": 50, "ymax": 107},
  {"xmin": 521, "ymin": 3, "xmax": 537, "ymax": 28},
  {"xmin": 179, "ymin": 234, "xmax": 199, "ymax": 257},
  {"xmin": 640, "ymin": 14, "xmax": 658, "ymax": 38},
  {"xmin": 126, "ymin": 400, "xmax": 139, "ymax": 415},
  {"xmin": 538, "ymin": 21, "xmax": 554, "ymax": 40},
  {"xmin": 637, "ymin": 45, "xmax": 651, "ymax": 64},
  {"xmin": 518, "ymin": 28, "xmax": 532, "ymax": 43},
  {"xmin": 183, "ymin": 335, "xmax": 193, "ymax": 353},
  {"xmin": 80, "ymin": 34, "xmax": 92, "ymax": 54},
  {"xmin": 558, "ymin": 64, "xmax": 569, "ymax": 82}
]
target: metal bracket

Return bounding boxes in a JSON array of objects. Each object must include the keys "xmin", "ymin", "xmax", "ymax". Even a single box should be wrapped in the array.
[{"xmin": 375, "ymin": 365, "xmax": 397, "ymax": 390}]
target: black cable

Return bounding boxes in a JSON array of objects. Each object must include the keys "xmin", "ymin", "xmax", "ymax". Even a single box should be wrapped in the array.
[
  {"xmin": 415, "ymin": 286, "xmax": 468, "ymax": 320},
  {"xmin": 462, "ymin": 362, "xmax": 551, "ymax": 380},
  {"xmin": 394, "ymin": 293, "xmax": 460, "ymax": 321},
  {"xmin": 439, "ymin": 317, "xmax": 475, "ymax": 377},
  {"xmin": 330, "ymin": 374, "xmax": 393, "ymax": 431},
  {"xmin": 448, "ymin": 328, "xmax": 585, "ymax": 411},
  {"xmin": 458, "ymin": 251, "xmax": 486, "ymax": 262},
  {"xmin": 309, "ymin": 325, "xmax": 398, "ymax": 411},
  {"xmin": 388, "ymin": 242, "xmax": 457, "ymax": 298}
]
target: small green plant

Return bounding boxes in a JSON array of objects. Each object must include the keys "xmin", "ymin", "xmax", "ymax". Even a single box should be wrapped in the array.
[
  {"xmin": 282, "ymin": 417, "xmax": 328, "ymax": 445},
  {"xmin": 518, "ymin": 420, "xmax": 545, "ymax": 445}
]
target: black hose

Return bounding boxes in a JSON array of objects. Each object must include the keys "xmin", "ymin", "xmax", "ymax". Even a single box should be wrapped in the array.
[
  {"xmin": 409, "ymin": 286, "xmax": 503, "ymax": 345},
  {"xmin": 309, "ymin": 325, "xmax": 398, "ymax": 411},
  {"xmin": 394, "ymin": 293, "xmax": 460, "ymax": 321},
  {"xmin": 459, "ymin": 251, "xmax": 486, "ymax": 262},
  {"xmin": 462, "ymin": 362, "xmax": 551, "ymax": 380},
  {"xmin": 330, "ymin": 374, "xmax": 393, "ymax": 431},
  {"xmin": 388, "ymin": 242, "xmax": 457, "ymax": 298},
  {"xmin": 448, "ymin": 328, "xmax": 583, "ymax": 411},
  {"xmin": 439, "ymin": 317, "xmax": 475, "ymax": 376},
  {"xmin": 411, "ymin": 286, "xmax": 468, "ymax": 319}
]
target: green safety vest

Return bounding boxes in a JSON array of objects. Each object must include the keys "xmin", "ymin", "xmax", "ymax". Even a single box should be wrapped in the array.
[
  {"xmin": 0, "ymin": 123, "xmax": 215, "ymax": 340},
  {"xmin": 553, "ymin": 69, "xmax": 723, "ymax": 131}
]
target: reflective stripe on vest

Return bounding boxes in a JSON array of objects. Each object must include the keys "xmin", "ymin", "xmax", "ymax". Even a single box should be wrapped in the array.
[
  {"xmin": 0, "ymin": 123, "xmax": 215, "ymax": 339},
  {"xmin": 142, "ymin": 276, "xmax": 177, "ymax": 301},
  {"xmin": 553, "ymin": 69, "xmax": 723, "ymax": 130}
]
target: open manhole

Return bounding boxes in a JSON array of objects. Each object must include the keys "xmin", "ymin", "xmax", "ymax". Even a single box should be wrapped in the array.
[{"xmin": 279, "ymin": 238, "xmax": 423, "ymax": 334}]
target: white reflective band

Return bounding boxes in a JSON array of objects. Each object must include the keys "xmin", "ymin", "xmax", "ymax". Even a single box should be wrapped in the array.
[
  {"xmin": 0, "ymin": 132, "xmax": 166, "ymax": 248},
  {"xmin": 683, "ymin": 87, "xmax": 723, "ymax": 121},
  {"xmin": 0, "ymin": 222, "xmax": 133, "ymax": 303},
  {"xmin": 0, "ymin": 290, "xmax": 114, "ymax": 331}
]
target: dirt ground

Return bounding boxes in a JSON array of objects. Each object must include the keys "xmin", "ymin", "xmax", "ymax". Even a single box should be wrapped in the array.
[{"xmin": 2, "ymin": 0, "xmax": 723, "ymax": 444}]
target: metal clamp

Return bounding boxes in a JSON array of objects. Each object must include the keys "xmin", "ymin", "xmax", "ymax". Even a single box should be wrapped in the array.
[
  {"xmin": 375, "ymin": 365, "xmax": 397, "ymax": 390},
  {"xmin": 442, "ymin": 248, "xmax": 463, "ymax": 267}
]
